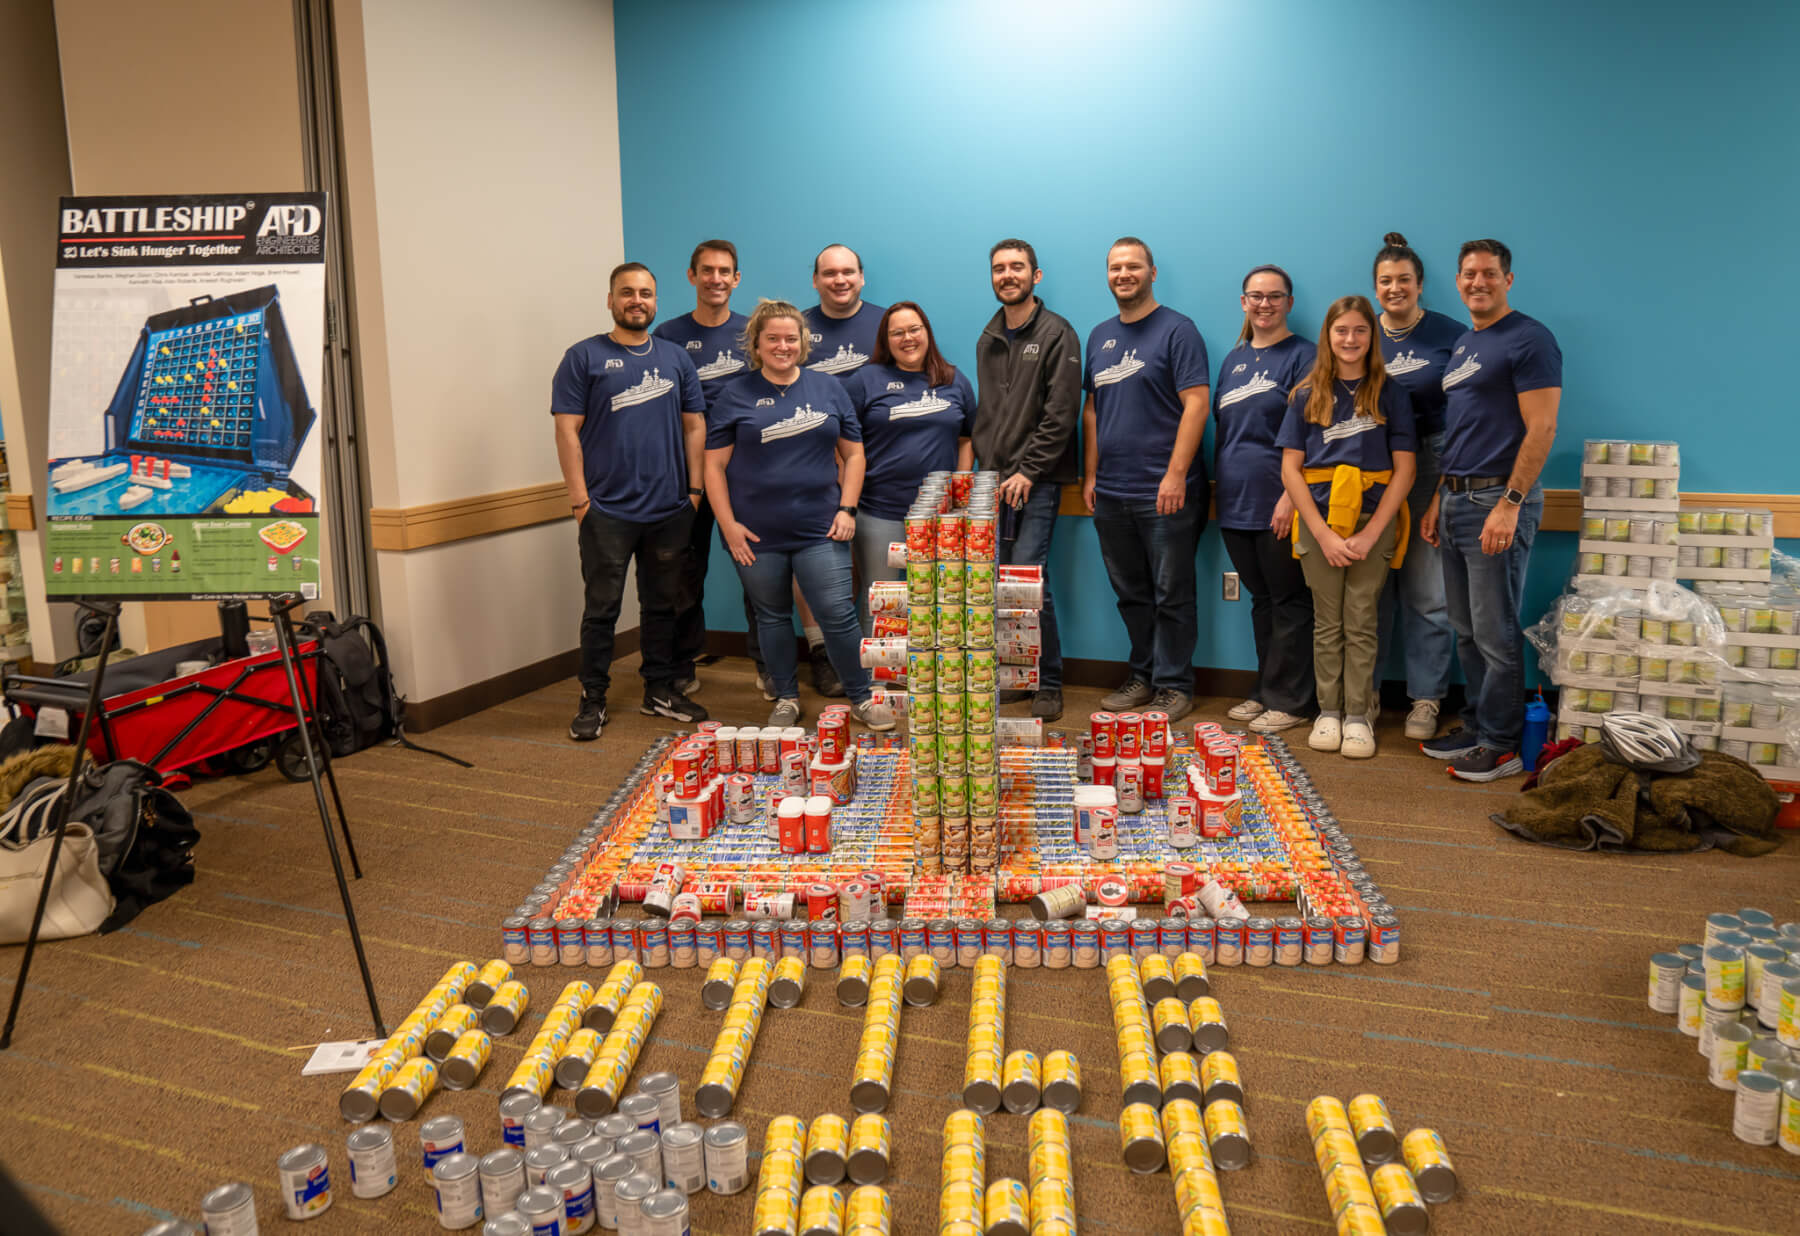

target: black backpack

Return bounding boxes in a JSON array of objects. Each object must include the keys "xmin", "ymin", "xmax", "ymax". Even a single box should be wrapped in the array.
[{"xmin": 300, "ymin": 612, "xmax": 471, "ymax": 768}]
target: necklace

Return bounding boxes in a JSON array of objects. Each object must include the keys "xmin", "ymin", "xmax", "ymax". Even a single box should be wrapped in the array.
[
  {"xmin": 1338, "ymin": 378, "xmax": 1361, "ymax": 399},
  {"xmin": 614, "ymin": 334, "xmax": 653, "ymax": 356},
  {"xmin": 1381, "ymin": 312, "xmax": 1423, "ymax": 343}
]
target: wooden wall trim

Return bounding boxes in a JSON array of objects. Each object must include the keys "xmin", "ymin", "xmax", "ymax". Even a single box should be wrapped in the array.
[
  {"xmin": 4, "ymin": 492, "xmax": 35, "ymax": 531},
  {"xmin": 367, "ymin": 481, "xmax": 1800, "ymax": 554},
  {"xmin": 1053, "ymin": 486, "xmax": 1800, "ymax": 536}
]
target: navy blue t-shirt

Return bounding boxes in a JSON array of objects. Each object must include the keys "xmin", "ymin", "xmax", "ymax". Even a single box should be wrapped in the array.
[
  {"xmin": 706, "ymin": 368, "xmax": 860, "ymax": 553},
  {"xmin": 653, "ymin": 311, "xmax": 749, "ymax": 409},
  {"xmin": 1277, "ymin": 378, "xmax": 1417, "ymax": 515},
  {"xmin": 845, "ymin": 364, "xmax": 977, "ymax": 519},
  {"xmin": 550, "ymin": 334, "xmax": 704, "ymax": 523},
  {"xmin": 1083, "ymin": 306, "xmax": 1211, "ymax": 501},
  {"xmin": 1377, "ymin": 308, "xmax": 1463, "ymax": 438},
  {"xmin": 1211, "ymin": 334, "xmax": 1317, "ymax": 529},
  {"xmin": 1439, "ymin": 310, "xmax": 1562, "ymax": 478},
  {"xmin": 803, "ymin": 302, "xmax": 886, "ymax": 381}
]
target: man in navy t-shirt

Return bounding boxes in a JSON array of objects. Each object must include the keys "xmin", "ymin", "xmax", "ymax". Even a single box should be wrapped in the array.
[
  {"xmin": 653, "ymin": 240, "xmax": 752, "ymax": 699},
  {"xmin": 1081, "ymin": 237, "xmax": 1211, "ymax": 722},
  {"xmin": 804, "ymin": 244, "xmax": 885, "ymax": 382},
  {"xmin": 1419, "ymin": 239, "xmax": 1562, "ymax": 781},
  {"xmin": 552, "ymin": 262, "xmax": 707, "ymax": 740}
]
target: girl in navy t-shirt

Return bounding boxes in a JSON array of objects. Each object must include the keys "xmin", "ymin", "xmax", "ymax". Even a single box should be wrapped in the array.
[
  {"xmin": 704, "ymin": 299, "xmax": 897, "ymax": 731},
  {"xmin": 845, "ymin": 301, "xmax": 975, "ymax": 630},
  {"xmin": 1279, "ymin": 295, "xmax": 1416, "ymax": 761}
]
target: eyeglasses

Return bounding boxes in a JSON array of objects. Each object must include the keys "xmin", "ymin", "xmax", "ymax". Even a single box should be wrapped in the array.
[
  {"xmin": 888, "ymin": 325, "xmax": 928, "ymax": 340},
  {"xmin": 1243, "ymin": 292, "xmax": 1289, "ymax": 306}
]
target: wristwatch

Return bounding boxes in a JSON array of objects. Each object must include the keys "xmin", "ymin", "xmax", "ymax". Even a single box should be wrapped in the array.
[
  {"xmin": 688, "ymin": 486, "xmax": 704, "ymax": 496},
  {"xmin": 1503, "ymin": 487, "xmax": 1526, "ymax": 506},
  {"xmin": 838, "ymin": 504, "xmax": 858, "ymax": 517}
]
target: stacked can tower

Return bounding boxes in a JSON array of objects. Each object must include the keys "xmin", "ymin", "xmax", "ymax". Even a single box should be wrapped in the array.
[
  {"xmin": 851, "ymin": 954, "xmax": 907, "ymax": 1113},
  {"xmin": 752, "ymin": 1115, "xmax": 808, "ymax": 1236},
  {"xmin": 940, "ymin": 1109, "xmax": 986, "ymax": 1233},
  {"xmin": 873, "ymin": 468, "xmax": 1045, "ymax": 876},
  {"xmin": 1648, "ymin": 907, "xmax": 1800, "ymax": 1152},
  {"xmin": 1306, "ymin": 1093, "xmax": 1457, "ymax": 1234},
  {"xmin": 695, "ymin": 957, "xmax": 773, "ymax": 1118},
  {"xmin": 1028, "ymin": 1107, "xmax": 1078, "ymax": 1235},
  {"xmin": 1695, "ymin": 581, "xmax": 1800, "ymax": 779}
]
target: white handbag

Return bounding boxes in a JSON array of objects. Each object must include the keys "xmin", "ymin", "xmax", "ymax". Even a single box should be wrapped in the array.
[{"xmin": 0, "ymin": 818, "xmax": 116, "ymax": 944}]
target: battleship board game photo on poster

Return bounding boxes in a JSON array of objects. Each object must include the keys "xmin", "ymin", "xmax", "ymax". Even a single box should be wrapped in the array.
[{"xmin": 44, "ymin": 191, "xmax": 327, "ymax": 600}]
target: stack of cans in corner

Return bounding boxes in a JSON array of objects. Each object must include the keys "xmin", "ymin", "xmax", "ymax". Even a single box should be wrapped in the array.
[
  {"xmin": 1649, "ymin": 907, "xmax": 1800, "ymax": 1153},
  {"xmin": 881, "ymin": 469, "xmax": 1030, "ymax": 877},
  {"xmin": 1306, "ymin": 1093, "xmax": 1457, "ymax": 1234}
]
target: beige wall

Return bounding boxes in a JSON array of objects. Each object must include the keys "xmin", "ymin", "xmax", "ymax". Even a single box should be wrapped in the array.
[
  {"xmin": 344, "ymin": 0, "xmax": 627, "ymax": 702},
  {"xmin": 0, "ymin": 1, "xmax": 71, "ymax": 658}
]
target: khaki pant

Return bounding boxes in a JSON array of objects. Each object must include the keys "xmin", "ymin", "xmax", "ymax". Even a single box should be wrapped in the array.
[{"xmin": 1296, "ymin": 512, "xmax": 1398, "ymax": 717}]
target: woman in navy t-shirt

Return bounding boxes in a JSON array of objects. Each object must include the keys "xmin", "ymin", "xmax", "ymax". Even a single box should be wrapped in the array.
[
  {"xmin": 1371, "ymin": 232, "xmax": 1465, "ymax": 741},
  {"xmin": 1211, "ymin": 264, "xmax": 1318, "ymax": 734},
  {"xmin": 845, "ymin": 301, "xmax": 975, "ymax": 630},
  {"xmin": 1279, "ymin": 295, "xmax": 1416, "ymax": 761},
  {"xmin": 704, "ymin": 299, "xmax": 897, "ymax": 731}
]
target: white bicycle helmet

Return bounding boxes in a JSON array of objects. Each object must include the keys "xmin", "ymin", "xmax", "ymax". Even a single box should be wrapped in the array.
[{"xmin": 1600, "ymin": 710, "xmax": 1699, "ymax": 773}]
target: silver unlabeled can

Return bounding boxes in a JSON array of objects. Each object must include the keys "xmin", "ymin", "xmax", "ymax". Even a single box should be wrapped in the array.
[
  {"xmin": 704, "ymin": 1120, "xmax": 750, "ymax": 1194},
  {"xmin": 479, "ymin": 1147, "xmax": 526, "ymax": 1215},
  {"xmin": 613, "ymin": 1172, "xmax": 658, "ymax": 1232},
  {"xmin": 276, "ymin": 1143, "xmax": 332, "ymax": 1220},
  {"xmin": 431, "ymin": 1152, "xmax": 484, "ymax": 1230},
  {"xmin": 525, "ymin": 1144, "xmax": 570, "ymax": 1186},
  {"xmin": 199, "ymin": 1182, "xmax": 257, "ymax": 1236},
  {"xmin": 346, "ymin": 1125, "xmax": 398, "ymax": 1199},
  {"xmin": 1734, "ymin": 1071, "xmax": 1782, "ymax": 1146},
  {"xmin": 618, "ymin": 1129, "xmax": 662, "ymax": 1183},
  {"xmin": 640, "ymin": 1187, "xmax": 691, "ymax": 1236},
  {"xmin": 661, "ymin": 1122, "xmax": 705, "ymax": 1194}
]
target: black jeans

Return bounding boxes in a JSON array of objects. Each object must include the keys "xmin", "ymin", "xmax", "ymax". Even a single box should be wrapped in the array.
[
  {"xmin": 1220, "ymin": 526, "xmax": 1317, "ymax": 715},
  {"xmin": 577, "ymin": 503, "xmax": 694, "ymax": 698},
  {"xmin": 671, "ymin": 495, "xmax": 715, "ymax": 681}
]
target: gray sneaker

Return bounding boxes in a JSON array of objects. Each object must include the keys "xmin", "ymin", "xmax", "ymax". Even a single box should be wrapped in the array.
[
  {"xmin": 767, "ymin": 698, "xmax": 802, "ymax": 727},
  {"xmin": 755, "ymin": 672, "xmax": 776, "ymax": 702},
  {"xmin": 1149, "ymin": 689, "xmax": 1193, "ymax": 723},
  {"xmin": 850, "ymin": 698, "xmax": 897, "ymax": 732},
  {"xmin": 1100, "ymin": 678, "xmax": 1154, "ymax": 710}
]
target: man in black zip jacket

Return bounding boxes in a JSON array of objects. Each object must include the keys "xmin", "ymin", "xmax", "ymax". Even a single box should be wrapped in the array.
[{"xmin": 973, "ymin": 238, "xmax": 1083, "ymax": 721}]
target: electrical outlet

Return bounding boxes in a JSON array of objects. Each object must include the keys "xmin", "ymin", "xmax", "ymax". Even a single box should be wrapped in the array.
[{"xmin": 1222, "ymin": 572, "xmax": 1240, "ymax": 601}]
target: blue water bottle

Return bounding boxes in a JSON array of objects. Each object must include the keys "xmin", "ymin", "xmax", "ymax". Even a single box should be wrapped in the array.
[{"xmin": 1522, "ymin": 690, "xmax": 1551, "ymax": 771}]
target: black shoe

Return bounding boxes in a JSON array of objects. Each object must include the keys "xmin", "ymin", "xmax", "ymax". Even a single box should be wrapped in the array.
[
  {"xmin": 810, "ymin": 644, "xmax": 846, "ymax": 698},
  {"xmin": 569, "ymin": 693, "xmax": 606, "ymax": 741},
  {"xmin": 1031, "ymin": 688, "xmax": 1064, "ymax": 721},
  {"xmin": 1421, "ymin": 726, "xmax": 1480, "ymax": 761},
  {"xmin": 641, "ymin": 683, "xmax": 708, "ymax": 724},
  {"xmin": 1447, "ymin": 745, "xmax": 1523, "ymax": 782},
  {"xmin": 999, "ymin": 689, "xmax": 1033, "ymax": 705}
]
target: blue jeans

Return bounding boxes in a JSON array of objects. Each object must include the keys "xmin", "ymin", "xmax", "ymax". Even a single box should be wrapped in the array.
[
  {"xmin": 852, "ymin": 514, "xmax": 906, "ymax": 634},
  {"xmin": 998, "ymin": 483, "xmax": 1064, "ymax": 690},
  {"xmin": 1377, "ymin": 430, "xmax": 1455, "ymax": 701},
  {"xmin": 1092, "ymin": 490, "xmax": 1206, "ymax": 692},
  {"xmin": 1439, "ymin": 484, "xmax": 1542, "ymax": 751},
  {"xmin": 735, "ymin": 539, "xmax": 871, "ymax": 704}
]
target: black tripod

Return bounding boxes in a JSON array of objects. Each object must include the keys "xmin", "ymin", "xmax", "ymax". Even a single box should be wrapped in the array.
[{"xmin": 2, "ymin": 594, "xmax": 386, "ymax": 1048}]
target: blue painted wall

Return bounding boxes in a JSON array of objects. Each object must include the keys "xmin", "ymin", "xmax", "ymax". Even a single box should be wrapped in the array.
[{"xmin": 615, "ymin": 0, "xmax": 1800, "ymax": 678}]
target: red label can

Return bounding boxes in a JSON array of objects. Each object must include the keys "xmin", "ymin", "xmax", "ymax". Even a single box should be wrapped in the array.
[
  {"xmin": 806, "ymin": 882, "xmax": 839, "ymax": 920},
  {"xmin": 936, "ymin": 512, "xmax": 964, "ymax": 558},
  {"xmin": 818, "ymin": 715, "xmax": 848, "ymax": 761},
  {"xmin": 713, "ymin": 730, "xmax": 735, "ymax": 774},
  {"xmin": 1115, "ymin": 713, "xmax": 1142, "ymax": 760},
  {"xmin": 759, "ymin": 731, "xmax": 781, "ymax": 775},
  {"xmin": 905, "ymin": 514, "xmax": 936, "ymax": 559},
  {"xmin": 1091, "ymin": 756, "xmax": 1116, "ymax": 787},
  {"xmin": 804, "ymin": 800, "xmax": 833, "ymax": 853},
  {"xmin": 778, "ymin": 807, "xmax": 806, "ymax": 855},
  {"xmin": 694, "ymin": 880, "xmax": 738, "ymax": 915},
  {"xmin": 736, "ymin": 729, "xmax": 759, "ymax": 772},
  {"xmin": 1141, "ymin": 758, "xmax": 1164, "ymax": 800},
  {"xmin": 1090, "ymin": 712, "xmax": 1117, "ymax": 760},
  {"xmin": 670, "ymin": 747, "xmax": 702, "ymax": 795},
  {"xmin": 1210, "ymin": 744, "xmax": 1238, "ymax": 796},
  {"xmin": 1141, "ymin": 711, "xmax": 1169, "ymax": 758}
]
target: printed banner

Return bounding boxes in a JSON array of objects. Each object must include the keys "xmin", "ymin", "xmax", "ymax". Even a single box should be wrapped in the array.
[{"xmin": 44, "ymin": 192, "xmax": 327, "ymax": 600}]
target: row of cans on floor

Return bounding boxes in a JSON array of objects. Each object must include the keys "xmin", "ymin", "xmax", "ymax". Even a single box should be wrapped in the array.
[
  {"xmin": 689, "ymin": 716, "xmax": 853, "ymax": 779},
  {"xmin": 850, "ymin": 955, "xmax": 909, "ymax": 1114},
  {"xmin": 1306, "ymin": 1094, "xmax": 1455, "ymax": 1235},
  {"xmin": 791, "ymin": 1112, "xmax": 894, "ymax": 1188},
  {"xmin": 1153, "ymin": 1101, "xmax": 1237, "ymax": 1235},
  {"xmin": 504, "ymin": 909, "xmax": 1401, "ymax": 973},
  {"xmin": 752, "ymin": 1114, "xmax": 894, "ymax": 1236},
  {"xmin": 694, "ymin": 957, "xmax": 772, "ymax": 1119}
]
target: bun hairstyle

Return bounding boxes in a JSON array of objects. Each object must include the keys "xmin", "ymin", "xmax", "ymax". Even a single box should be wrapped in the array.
[{"xmin": 1373, "ymin": 232, "xmax": 1424, "ymax": 285}]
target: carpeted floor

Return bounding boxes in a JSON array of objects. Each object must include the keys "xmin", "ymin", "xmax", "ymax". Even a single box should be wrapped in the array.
[{"xmin": 1, "ymin": 653, "xmax": 1796, "ymax": 1235}]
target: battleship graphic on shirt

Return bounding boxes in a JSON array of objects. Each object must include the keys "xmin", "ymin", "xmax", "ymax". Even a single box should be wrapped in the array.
[
  {"xmin": 1321, "ymin": 412, "xmax": 1383, "ymax": 443},
  {"xmin": 760, "ymin": 404, "xmax": 831, "ymax": 443},
  {"xmin": 887, "ymin": 389, "xmax": 954, "ymax": 420},
  {"xmin": 808, "ymin": 344, "xmax": 869, "ymax": 375},
  {"xmin": 1441, "ymin": 350, "xmax": 1481, "ymax": 389},
  {"xmin": 1091, "ymin": 348, "xmax": 1145, "ymax": 387},
  {"xmin": 611, "ymin": 367, "xmax": 675, "ymax": 410},
  {"xmin": 1217, "ymin": 369, "xmax": 1279, "ymax": 407},
  {"xmin": 1386, "ymin": 349, "xmax": 1432, "ymax": 377},
  {"xmin": 695, "ymin": 351, "xmax": 744, "ymax": 381}
]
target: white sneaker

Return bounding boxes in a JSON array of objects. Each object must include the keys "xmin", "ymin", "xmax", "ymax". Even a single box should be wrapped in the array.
[
  {"xmin": 755, "ymin": 673, "xmax": 777, "ymax": 702},
  {"xmin": 851, "ymin": 698, "xmax": 897, "ymax": 732},
  {"xmin": 1248, "ymin": 709, "xmax": 1307, "ymax": 733},
  {"xmin": 1309, "ymin": 714, "xmax": 1342, "ymax": 751},
  {"xmin": 1227, "ymin": 698, "xmax": 1265, "ymax": 722},
  {"xmin": 1341, "ymin": 720, "xmax": 1377, "ymax": 759},
  {"xmin": 1404, "ymin": 699, "xmax": 1441, "ymax": 740}
]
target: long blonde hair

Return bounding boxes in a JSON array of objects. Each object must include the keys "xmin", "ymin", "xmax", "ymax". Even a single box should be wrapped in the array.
[
  {"xmin": 741, "ymin": 298, "xmax": 811, "ymax": 370},
  {"xmin": 1294, "ymin": 296, "xmax": 1389, "ymax": 428}
]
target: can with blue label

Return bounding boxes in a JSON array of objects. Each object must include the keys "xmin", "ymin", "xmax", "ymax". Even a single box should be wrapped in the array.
[
  {"xmin": 528, "ymin": 917, "xmax": 557, "ymax": 967},
  {"xmin": 1274, "ymin": 917, "xmax": 1303, "ymax": 966},
  {"xmin": 752, "ymin": 922, "xmax": 778, "ymax": 959},
  {"xmin": 1334, "ymin": 916, "xmax": 1368, "ymax": 965},
  {"xmin": 637, "ymin": 919, "xmax": 670, "ymax": 968},
  {"xmin": 810, "ymin": 921, "xmax": 841, "ymax": 968},
  {"xmin": 840, "ymin": 920, "xmax": 869, "ymax": 957},
  {"xmin": 1100, "ymin": 919, "xmax": 1131, "ymax": 962},
  {"xmin": 1013, "ymin": 919, "xmax": 1042, "ymax": 968},
  {"xmin": 1158, "ymin": 918, "xmax": 1188, "ymax": 957},
  {"xmin": 898, "ymin": 918, "xmax": 928, "ymax": 959},
  {"xmin": 868, "ymin": 919, "xmax": 897, "ymax": 958},
  {"xmin": 723, "ymin": 919, "xmax": 751, "ymax": 960},
  {"xmin": 1043, "ymin": 922, "xmax": 1072, "ymax": 969},
  {"xmin": 612, "ymin": 923, "xmax": 641, "ymax": 966},
  {"xmin": 983, "ymin": 919, "xmax": 1013, "ymax": 965},
  {"xmin": 955, "ymin": 920, "xmax": 985, "ymax": 968},
  {"xmin": 928, "ymin": 919, "xmax": 956, "ymax": 964},
  {"xmin": 1368, "ymin": 913, "xmax": 1400, "ymax": 964},
  {"xmin": 502, "ymin": 916, "xmax": 530, "ymax": 968},
  {"xmin": 780, "ymin": 921, "xmax": 808, "ymax": 959},
  {"xmin": 582, "ymin": 919, "xmax": 614, "ymax": 969},
  {"xmin": 668, "ymin": 920, "xmax": 697, "ymax": 969},
  {"xmin": 1072, "ymin": 921, "xmax": 1101, "ymax": 969},
  {"xmin": 695, "ymin": 920, "xmax": 722, "ymax": 964},
  {"xmin": 1129, "ymin": 920, "xmax": 1159, "ymax": 962}
]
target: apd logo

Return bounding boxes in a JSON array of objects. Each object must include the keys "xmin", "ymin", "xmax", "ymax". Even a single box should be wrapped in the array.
[{"xmin": 1023, "ymin": 343, "xmax": 1040, "ymax": 356}]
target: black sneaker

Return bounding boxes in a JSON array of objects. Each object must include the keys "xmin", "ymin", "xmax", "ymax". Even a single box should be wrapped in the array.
[
  {"xmin": 1421, "ymin": 727, "xmax": 1480, "ymax": 761},
  {"xmin": 1031, "ymin": 688, "xmax": 1064, "ymax": 722},
  {"xmin": 569, "ymin": 693, "xmax": 606, "ymax": 741},
  {"xmin": 1149, "ymin": 688, "xmax": 1194, "ymax": 723},
  {"xmin": 810, "ymin": 644, "xmax": 846, "ymax": 698},
  {"xmin": 641, "ymin": 683, "xmax": 708, "ymax": 724},
  {"xmin": 1447, "ymin": 745, "xmax": 1523, "ymax": 782}
]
